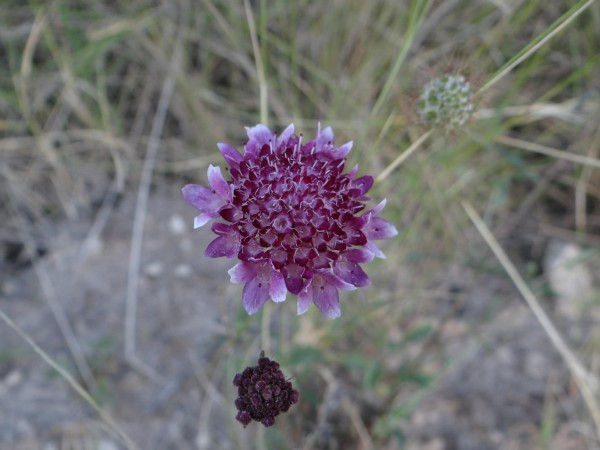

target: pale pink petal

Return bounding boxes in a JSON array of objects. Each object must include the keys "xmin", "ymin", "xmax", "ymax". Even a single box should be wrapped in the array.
[{"xmin": 242, "ymin": 276, "xmax": 270, "ymax": 314}]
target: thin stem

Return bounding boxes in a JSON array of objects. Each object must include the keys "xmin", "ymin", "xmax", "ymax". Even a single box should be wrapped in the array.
[
  {"xmin": 244, "ymin": 0, "xmax": 268, "ymax": 125},
  {"xmin": 261, "ymin": 302, "xmax": 272, "ymax": 356}
]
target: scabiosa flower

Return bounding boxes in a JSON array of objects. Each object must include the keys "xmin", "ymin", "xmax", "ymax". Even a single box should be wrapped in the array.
[
  {"xmin": 182, "ymin": 124, "xmax": 397, "ymax": 318},
  {"xmin": 233, "ymin": 353, "xmax": 299, "ymax": 428},
  {"xmin": 418, "ymin": 73, "xmax": 474, "ymax": 129}
]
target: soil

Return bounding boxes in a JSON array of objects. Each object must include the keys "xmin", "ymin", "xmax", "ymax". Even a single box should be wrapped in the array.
[{"xmin": 1, "ymin": 184, "xmax": 598, "ymax": 449}]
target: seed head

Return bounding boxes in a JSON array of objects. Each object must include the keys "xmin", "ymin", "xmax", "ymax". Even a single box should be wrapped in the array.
[
  {"xmin": 418, "ymin": 73, "xmax": 474, "ymax": 129},
  {"xmin": 233, "ymin": 354, "xmax": 299, "ymax": 428}
]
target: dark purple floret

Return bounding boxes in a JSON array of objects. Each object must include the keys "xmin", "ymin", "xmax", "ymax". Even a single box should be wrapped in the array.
[
  {"xmin": 232, "ymin": 354, "xmax": 299, "ymax": 429},
  {"xmin": 182, "ymin": 124, "xmax": 398, "ymax": 318}
]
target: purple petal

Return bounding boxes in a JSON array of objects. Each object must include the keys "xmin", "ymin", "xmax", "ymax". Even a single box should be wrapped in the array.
[
  {"xmin": 318, "ymin": 268, "xmax": 356, "ymax": 291},
  {"xmin": 217, "ymin": 143, "xmax": 243, "ymax": 167},
  {"xmin": 297, "ymin": 285, "xmax": 312, "ymax": 315},
  {"xmin": 269, "ymin": 269, "xmax": 287, "ymax": 303},
  {"xmin": 246, "ymin": 124, "xmax": 274, "ymax": 147},
  {"xmin": 193, "ymin": 212, "xmax": 213, "ymax": 229},
  {"xmin": 281, "ymin": 263, "xmax": 305, "ymax": 295},
  {"xmin": 370, "ymin": 199, "xmax": 387, "ymax": 216},
  {"xmin": 336, "ymin": 141, "xmax": 353, "ymax": 158},
  {"xmin": 334, "ymin": 259, "xmax": 370, "ymax": 287},
  {"xmin": 276, "ymin": 124, "xmax": 295, "ymax": 148},
  {"xmin": 204, "ymin": 236, "xmax": 237, "ymax": 258},
  {"xmin": 320, "ymin": 145, "xmax": 351, "ymax": 161},
  {"xmin": 365, "ymin": 242, "xmax": 386, "ymax": 259},
  {"xmin": 342, "ymin": 248, "xmax": 374, "ymax": 263},
  {"xmin": 182, "ymin": 183, "xmax": 228, "ymax": 221},
  {"xmin": 311, "ymin": 275, "xmax": 341, "ymax": 319},
  {"xmin": 229, "ymin": 262, "xmax": 258, "ymax": 284},
  {"xmin": 182, "ymin": 184, "xmax": 212, "ymax": 209},
  {"xmin": 346, "ymin": 213, "xmax": 370, "ymax": 229},
  {"xmin": 351, "ymin": 176, "xmax": 374, "ymax": 196},
  {"xmin": 364, "ymin": 217, "xmax": 398, "ymax": 240},
  {"xmin": 204, "ymin": 224, "xmax": 240, "ymax": 258},
  {"xmin": 348, "ymin": 164, "xmax": 359, "ymax": 179},
  {"xmin": 242, "ymin": 276, "xmax": 270, "ymax": 314},
  {"xmin": 207, "ymin": 165, "xmax": 230, "ymax": 198},
  {"xmin": 315, "ymin": 125, "xmax": 335, "ymax": 153}
]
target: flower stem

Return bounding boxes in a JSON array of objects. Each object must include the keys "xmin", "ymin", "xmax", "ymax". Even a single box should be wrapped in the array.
[{"xmin": 261, "ymin": 301, "xmax": 272, "ymax": 356}]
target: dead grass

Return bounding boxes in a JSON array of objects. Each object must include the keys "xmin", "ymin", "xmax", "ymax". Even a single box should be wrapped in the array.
[{"xmin": 1, "ymin": 0, "xmax": 599, "ymax": 448}]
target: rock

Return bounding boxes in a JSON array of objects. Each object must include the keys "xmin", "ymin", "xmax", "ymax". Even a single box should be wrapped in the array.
[{"xmin": 544, "ymin": 239, "xmax": 593, "ymax": 319}]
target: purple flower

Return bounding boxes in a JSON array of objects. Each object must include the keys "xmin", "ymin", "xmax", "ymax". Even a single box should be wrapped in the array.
[
  {"xmin": 182, "ymin": 124, "xmax": 397, "ymax": 318},
  {"xmin": 233, "ymin": 353, "xmax": 299, "ymax": 428}
]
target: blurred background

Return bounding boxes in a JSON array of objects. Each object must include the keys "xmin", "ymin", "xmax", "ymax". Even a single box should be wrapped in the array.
[{"xmin": 1, "ymin": 0, "xmax": 599, "ymax": 449}]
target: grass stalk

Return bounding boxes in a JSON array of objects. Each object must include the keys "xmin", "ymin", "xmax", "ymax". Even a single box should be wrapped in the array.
[
  {"xmin": 462, "ymin": 201, "xmax": 600, "ymax": 437},
  {"xmin": 244, "ymin": 0, "xmax": 268, "ymax": 125},
  {"xmin": 370, "ymin": 0, "xmax": 434, "ymax": 118},
  {"xmin": 124, "ymin": 19, "xmax": 183, "ymax": 364},
  {"xmin": 494, "ymin": 134, "xmax": 600, "ymax": 169},
  {"xmin": 477, "ymin": 0, "xmax": 597, "ymax": 96},
  {"xmin": 0, "ymin": 308, "xmax": 140, "ymax": 450},
  {"xmin": 375, "ymin": 130, "xmax": 432, "ymax": 184}
]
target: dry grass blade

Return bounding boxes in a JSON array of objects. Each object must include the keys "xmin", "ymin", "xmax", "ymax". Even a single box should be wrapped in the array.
[
  {"xmin": 375, "ymin": 130, "xmax": 432, "ymax": 184},
  {"xmin": 0, "ymin": 308, "xmax": 140, "ymax": 450},
  {"xmin": 462, "ymin": 200, "xmax": 600, "ymax": 437},
  {"xmin": 495, "ymin": 134, "xmax": 600, "ymax": 170},
  {"xmin": 243, "ymin": 0, "xmax": 268, "ymax": 125},
  {"xmin": 477, "ymin": 0, "xmax": 597, "ymax": 95},
  {"xmin": 124, "ymin": 28, "xmax": 183, "ymax": 365},
  {"xmin": 3, "ymin": 188, "xmax": 97, "ymax": 392}
]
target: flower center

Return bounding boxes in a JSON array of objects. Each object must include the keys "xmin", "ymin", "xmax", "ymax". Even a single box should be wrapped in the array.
[{"xmin": 227, "ymin": 140, "xmax": 367, "ymax": 290}]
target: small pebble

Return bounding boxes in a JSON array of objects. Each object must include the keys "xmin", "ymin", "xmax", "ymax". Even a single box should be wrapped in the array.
[
  {"xmin": 144, "ymin": 261, "xmax": 164, "ymax": 278},
  {"xmin": 169, "ymin": 215, "xmax": 187, "ymax": 235},
  {"xmin": 173, "ymin": 264, "xmax": 192, "ymax": 278}
]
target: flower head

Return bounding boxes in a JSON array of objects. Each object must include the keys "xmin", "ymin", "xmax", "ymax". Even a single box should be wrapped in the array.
[
  {"xmin": 418, "ymin": 73, "xmax": 474, "ymax": 129},
  {"xmin": 182, "ymin": 124, "xmax": 397, "ymax": 318},
  {"xmin": 233, "ymin": 353, "xmax": 299, "ymax": 428}
]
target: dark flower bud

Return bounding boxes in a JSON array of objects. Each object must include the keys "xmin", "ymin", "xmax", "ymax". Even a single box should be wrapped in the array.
[{"xmin": 233, "ymin": 353, "xmax": 299, "ymax": 428}]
